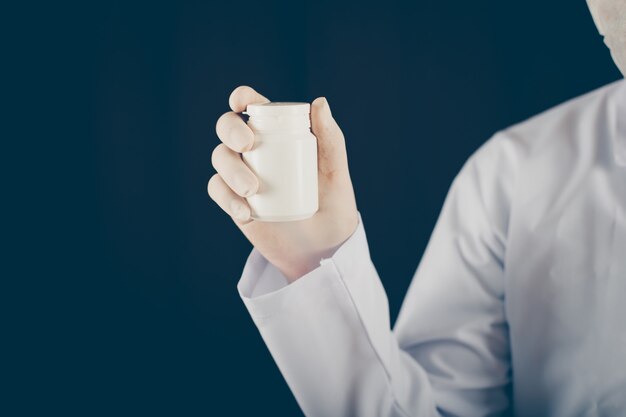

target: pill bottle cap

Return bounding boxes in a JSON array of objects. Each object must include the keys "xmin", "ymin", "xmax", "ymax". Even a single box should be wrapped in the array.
[{"xmin": 244, "ymin": 102, "xmax": 311, "ymax": 131}]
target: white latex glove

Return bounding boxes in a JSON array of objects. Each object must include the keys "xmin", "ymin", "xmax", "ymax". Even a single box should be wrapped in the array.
[{"xmin": 208, "ymin": 86, "xmax": 359, "ymax": 282}]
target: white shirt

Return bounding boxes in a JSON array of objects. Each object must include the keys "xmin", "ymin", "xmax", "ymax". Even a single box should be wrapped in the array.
[{"xmin": 237, "ymin": 79, "xmax": 626, "ymax": 417}]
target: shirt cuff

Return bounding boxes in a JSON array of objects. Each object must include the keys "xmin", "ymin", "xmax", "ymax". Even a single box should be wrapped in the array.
[{"xmin": 237, "ymin": 211, "xmax": 370, "ymax": 310}]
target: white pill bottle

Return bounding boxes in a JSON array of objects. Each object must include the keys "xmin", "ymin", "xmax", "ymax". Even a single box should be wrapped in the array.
[{"xmin": 242, "ymin": 102, "xmax": 319, "ymax": 222}]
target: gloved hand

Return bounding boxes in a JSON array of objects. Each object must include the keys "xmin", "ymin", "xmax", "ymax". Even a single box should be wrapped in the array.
[{"xmin": 208, "ymin": 86, "xmax": 359, "ymax": 282}]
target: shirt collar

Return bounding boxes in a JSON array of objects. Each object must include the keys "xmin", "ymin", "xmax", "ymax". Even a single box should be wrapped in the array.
[{"xmin": 614, "ymin": 79, "xmax": 626, "ymax": 166}]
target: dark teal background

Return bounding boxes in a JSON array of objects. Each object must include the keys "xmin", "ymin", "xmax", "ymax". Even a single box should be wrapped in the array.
[{"xmin": 9, "ymin": 0, "xmax": 622, "ymax": 415}]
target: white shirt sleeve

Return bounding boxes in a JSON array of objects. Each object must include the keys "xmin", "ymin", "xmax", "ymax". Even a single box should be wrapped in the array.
[{"xmin": 237, "ymin": 133, "xmax": 516, "ymax": 417}]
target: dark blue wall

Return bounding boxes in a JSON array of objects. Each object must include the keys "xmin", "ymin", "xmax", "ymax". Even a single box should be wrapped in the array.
[{"xmin": 14, "ymin": 0, "xmax": 622, "ymax": 415}]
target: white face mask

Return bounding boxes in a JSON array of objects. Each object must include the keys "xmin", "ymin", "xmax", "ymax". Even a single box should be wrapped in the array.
[{"xmin": 587, "ymin": 0, "xmax": 626, "ymax": 77}]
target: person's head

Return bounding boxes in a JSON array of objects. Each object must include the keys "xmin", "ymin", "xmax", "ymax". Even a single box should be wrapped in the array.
[{"xmin": 587, "ymin": 0, "xmax": 626, "ymax": 76}]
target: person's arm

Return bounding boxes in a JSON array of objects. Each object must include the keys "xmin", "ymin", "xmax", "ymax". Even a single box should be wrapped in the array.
[
  {"xmin": 238, "ymin": 133, "xmax": 518, "ymax": 416},
  {"xmin": 239, "ymin": 211, "xmax": 438, "ymax": 417}
]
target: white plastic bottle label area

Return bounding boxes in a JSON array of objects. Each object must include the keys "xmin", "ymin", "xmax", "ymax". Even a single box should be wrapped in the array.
[{"xmin": 243, "ymin": 102, "xmax": 319, "ymax": 222}]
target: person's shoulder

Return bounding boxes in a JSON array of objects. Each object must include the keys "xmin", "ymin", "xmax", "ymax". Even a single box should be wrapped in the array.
[
  {"xmin": 499, "ymin": 80, "xmax": 623, "ymax": 158},
  {"xmin": 450, "ymin": 80, "xmax": 623, "ymax": 217},
  {"xmin": 461, "ymin": 80, "xmax": 623, "ymax": 181}
]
